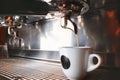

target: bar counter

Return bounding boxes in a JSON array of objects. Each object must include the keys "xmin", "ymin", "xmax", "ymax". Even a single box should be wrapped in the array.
[{"xmin": 0, "ymin": 58, "xmax": 120, "ymax": 80}]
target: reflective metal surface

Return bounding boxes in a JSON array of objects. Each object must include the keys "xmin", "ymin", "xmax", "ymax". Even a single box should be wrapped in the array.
[
  {"xmin": 5, "ymin": 17, "xmax": 80, "ymax": 50},
  {"xmin": 81, "ymin": 0, "xmax": 120, "ymax": 53},
  {"xmin": 0, "ymin": 0, "xmax": 120, "ymax": 67},
  {"xmin": 0, "ymin": 58, "xmax": 67, "ymax": 80},
  {"xmin": 0, "ymin": 58, "xmax": 120, "ymax": 80}
]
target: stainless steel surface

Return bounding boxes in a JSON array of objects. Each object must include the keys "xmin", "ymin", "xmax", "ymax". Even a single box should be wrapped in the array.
[
  {"xmin": 9, "ymin": 49, "xmax": 60, "ymax": 61},
  {"xmin": 0, "ymin": 0, "xmax": 120, "ymax": 67},
  {"xmin": 0, "ymin": 58, "xmax": 120, "ymax": 80},
  {"xmin": 0, "ymin": 58, "xmax": 67, "ymax": 80},
  {"xmin": 78, "ymin": 0, "xmax": 120, "ymax": 67},
  {"xmin": 81, "ymin": 2, "xmax": 120, "ymax": 53},
  {"xmin": 0, "ymin": 44, "xmax": 8, "ymax": 59},
  {"xmin": 3, "ymin": 0, "xmax": 120, "ymax": 52},
  {"xmin": 5, "ymin": 17, "xmax": 81, "ymax": 50}
]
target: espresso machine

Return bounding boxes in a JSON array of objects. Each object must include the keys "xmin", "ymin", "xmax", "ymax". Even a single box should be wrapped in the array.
[{"xmin": 0, "ymin": 0, "xmax": 120, "ymax": 79}]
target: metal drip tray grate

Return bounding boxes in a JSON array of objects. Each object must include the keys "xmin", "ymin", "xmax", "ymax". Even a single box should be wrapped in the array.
[{"xmin": 0, "ymin": 58, "xmax": 68, "ymax": 80}]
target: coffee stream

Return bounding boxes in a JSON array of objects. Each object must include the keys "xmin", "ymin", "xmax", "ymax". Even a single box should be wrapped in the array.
[
  {"xmin": 74, "ymin": 23, "xmax": 79, "ymax": 47},
  {"xmin": 69, "ymin": 19, "xmax": 79, "ymax": 47},
  {"xmin": 75, "ymin": 34, "xmax": 79, "ymax": 47},
  {"xmin": 59, "ymin": 0, "xmax": 89, "ymax": 47},
  {"xmin": 74, "ymin": 25, "xmax": 79, "ymax": 47},
  {"xmin": 61, "ymin": 17, "xmax": 79, "ymax": 47}
]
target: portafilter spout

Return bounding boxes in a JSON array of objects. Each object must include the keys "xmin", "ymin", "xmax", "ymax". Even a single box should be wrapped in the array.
[{"xmin": 60, "ymin": 0, "xmax": 89, "ymax": 34}]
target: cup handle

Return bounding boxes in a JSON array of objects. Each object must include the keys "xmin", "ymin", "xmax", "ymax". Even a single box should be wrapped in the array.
[{"xmin": 87, "ymin": 54, "xmax": 101, "ymax": 72}]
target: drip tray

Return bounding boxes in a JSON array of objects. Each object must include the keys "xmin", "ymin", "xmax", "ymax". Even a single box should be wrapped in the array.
[{"xmin": 0, "ymin": 58, "xmax": 67, "ymax": 80}]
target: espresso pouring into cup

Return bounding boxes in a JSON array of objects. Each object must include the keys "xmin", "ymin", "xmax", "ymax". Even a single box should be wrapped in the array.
[
  {"xmin": 59, "ymin": 1, "xmax": 101, "ymax": 79},
  {"xmin": 59, "ymin": 19, "xmax": 101, "ymax": 80}
]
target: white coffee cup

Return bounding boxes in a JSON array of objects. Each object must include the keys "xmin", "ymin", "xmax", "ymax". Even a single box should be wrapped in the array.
[{"xmin": 59, "ymin": 47, "xmax": 101, "ymax": 80}]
